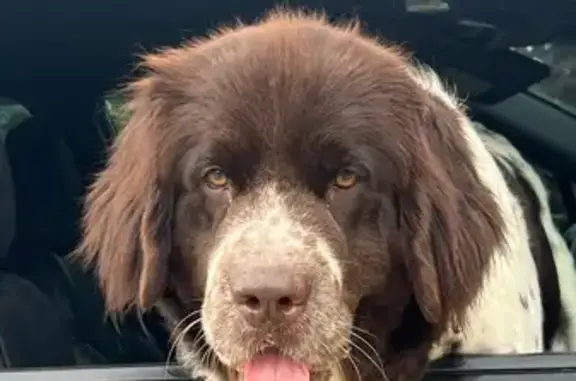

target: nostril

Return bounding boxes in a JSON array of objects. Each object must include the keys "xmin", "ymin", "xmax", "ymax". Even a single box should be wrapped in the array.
[
  {"xmin": 278, "ymin": 296, "xmax": 293, "ymax": 308},
  {"xmin": 276, "ymin": 296, "xmax": 303, "ymax": 317},
  {"xmin": 236, "ymin": 294, "xmax": 298, "ymax": 312},
  {"xmin": 230, "ymin": 268, "xmax": 311, "ymax": 325},
  {"xmin": 234, "ymin": 289, "xmax": 306, "ymax": 321},
  {"xmin": 243, "ymin": 295, "xmax": 262, "ymax": 311}
]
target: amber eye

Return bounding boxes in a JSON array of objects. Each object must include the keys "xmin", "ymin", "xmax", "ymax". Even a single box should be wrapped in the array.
[
  {"xmin": 203, "ymin": 167, "xmax": 229, "ymax": 189},
  {"xmin": 333, "ymin": 169, "xmax": 358, "ymax": 189}
]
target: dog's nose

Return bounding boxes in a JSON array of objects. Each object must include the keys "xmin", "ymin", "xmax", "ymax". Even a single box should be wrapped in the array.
[{"xmin": 231, "ymin": 266, "xmax": 311, "ymax": 326}]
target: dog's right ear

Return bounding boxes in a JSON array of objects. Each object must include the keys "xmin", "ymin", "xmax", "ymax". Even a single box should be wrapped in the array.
[{"xmin": 72, "ymin": 63, "xmax": 184, "ymax": 313}]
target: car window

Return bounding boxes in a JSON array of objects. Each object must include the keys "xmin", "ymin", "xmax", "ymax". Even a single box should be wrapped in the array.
[{"xmin": 514, "ymin": 43, "xmax": 576, "ymax": 114}]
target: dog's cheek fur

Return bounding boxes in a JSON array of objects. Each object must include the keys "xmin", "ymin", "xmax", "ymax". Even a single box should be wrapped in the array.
[
  {"xmin": 338, "ymin": 95, "xmax": 506, "ymax": 381},
  {"xmin": 330, "ymin": 191, "xmax": 393, "ymax": 300},
  {"xmin": 171, "ymin": 188, "xmax": 227, "ymax": 297}
]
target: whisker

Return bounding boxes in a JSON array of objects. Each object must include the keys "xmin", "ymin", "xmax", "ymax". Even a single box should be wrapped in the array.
[
  {"xmin": 351, "ymin": 325, "xmax": 380, "ymax": 342},
  {"xmin": 316, "ymin": 336, "xmax": 353, "ymax": 381},
  {"xmin": 198, "ymin": 339, "xmax": 213, "ymax": 371},
  {"xmin": 350, "ymin": 330, "xmax": 384, "ymax": 371},
  {"xmin": 167, "ymin": 317, "xmax": 201, "ymax": 365},
  {"xmin": 345, "ymin": 353, "xmax": 363, "ymax": 381},
  {"xmin": 348, "ymin": 340, "xmax": 390, "ymax": 381},
  {"xmin": 170, "ymin": 310, "xmax": 202, "ymax": 341},
  {"xmin": 189, "ymin": 320, "xmax": 209, "ymax": 352},
  {"xmin": 197, "ymin": 337, "xmax": 221, "ymax": 381},
  {"xmin": 334, "ymin": 358, "xmax": 346, "ymax": 381},
  {"xmin": 165, "ymin": 316, "xmax": 204, "ymax": 379},
  {"xmin": 136, "ymin": 309, "xmax": 153, "ymax": 340}
]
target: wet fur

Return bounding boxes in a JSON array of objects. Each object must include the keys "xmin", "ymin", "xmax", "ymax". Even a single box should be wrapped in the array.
[{"xmin": 74, "ymin": 9, "xmax": 575, "ymax": 381}]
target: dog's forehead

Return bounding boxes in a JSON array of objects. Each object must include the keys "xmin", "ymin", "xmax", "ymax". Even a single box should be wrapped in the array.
[
  {"xmin": 157, "ymin": 20, "xmax": 428, "ymax": 183},
  {"xmin": 164, "ymin": 22, "xmax": 417, "ymax": 139}
]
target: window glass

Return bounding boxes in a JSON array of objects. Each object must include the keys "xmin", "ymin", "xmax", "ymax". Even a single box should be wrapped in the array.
[{"xmin": 514, "ymin": 43, "xmax": 576, "ymax": 114}]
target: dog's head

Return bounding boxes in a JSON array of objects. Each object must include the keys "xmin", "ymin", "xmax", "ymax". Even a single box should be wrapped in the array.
[{"xmin": 77, "ymin": 10, "xmax": 505, "ymax": 381}]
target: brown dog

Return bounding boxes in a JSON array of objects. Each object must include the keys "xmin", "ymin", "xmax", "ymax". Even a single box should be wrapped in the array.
[{"xmin": 75, "ymin": 9, "xmax": 576, "ymax": 381}]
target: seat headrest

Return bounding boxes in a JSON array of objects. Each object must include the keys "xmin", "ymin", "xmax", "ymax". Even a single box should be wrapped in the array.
[
  {"xmin": 0, "ymin": 98, "xmax": 30, "ymax": 259},
  {"xmin": 7, "ymin": 118, "xmax": 83, "ymax": 255},
  {"xmin": 98, "ymin": 91, "xmax": 127, "ymax": 137},
  {"xmin": 0, "ymin": 142, "xmax": 15, "ymax": 259}
]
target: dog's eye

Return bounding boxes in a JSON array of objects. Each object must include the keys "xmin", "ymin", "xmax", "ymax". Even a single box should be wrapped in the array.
[
  {"xmin": 333, "ymin": 168, "xmax": 358, "ymax": 189},
  {"xmin": 203, "ymin": 167, "xmax": 229, "ymax": 189}
]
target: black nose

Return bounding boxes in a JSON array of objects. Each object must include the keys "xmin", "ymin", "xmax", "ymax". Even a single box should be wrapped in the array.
[{"xmin": 231, "ymin": 266, "xmax": 311, "ymax": 327}]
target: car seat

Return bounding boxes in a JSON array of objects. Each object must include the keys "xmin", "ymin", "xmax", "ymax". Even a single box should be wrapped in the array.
[
  {"xmin": 0, "ymin": 122, "xmax": 77, "ymax": 368},
  {"xmin": 4, "ymin": 105, "xmax": 167, "ymax": 365}
]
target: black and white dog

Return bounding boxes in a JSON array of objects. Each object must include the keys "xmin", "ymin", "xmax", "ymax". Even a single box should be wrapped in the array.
[{"xmin": 76, "ymin": 10, "xmax": 576, "ymax": 381}]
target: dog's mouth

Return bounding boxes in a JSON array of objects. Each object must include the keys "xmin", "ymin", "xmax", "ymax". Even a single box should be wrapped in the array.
[
  {"xmin": 227, "ymin": 350, "xmax": 338, "ymax": 381},
  {"xmin": 216, "ymin": 343, "xmax": 345, "ymax": 381},
  {"xmin": 230, "ymin": 350, "xmax": 312, "ymax": 381}
]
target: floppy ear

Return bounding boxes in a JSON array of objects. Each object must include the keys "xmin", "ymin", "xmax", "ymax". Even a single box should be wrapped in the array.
[
  {"xmin": 397, "ymin": 92, "xmax": 505, "ymax": 326},
  {"xmin": 72, "ymin": 75, "xmax": 176, "ymax": 313}
]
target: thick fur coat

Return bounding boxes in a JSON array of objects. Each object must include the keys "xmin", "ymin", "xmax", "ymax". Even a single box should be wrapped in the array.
[{"xmin": 75, "ymin": 10, "xmax": 576, "ymax": 381}]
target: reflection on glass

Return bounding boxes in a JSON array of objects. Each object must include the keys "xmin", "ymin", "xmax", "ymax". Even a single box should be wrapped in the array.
[{"xmin": 513, "ymin": 43, "xmax": 576, "ymax": 114}]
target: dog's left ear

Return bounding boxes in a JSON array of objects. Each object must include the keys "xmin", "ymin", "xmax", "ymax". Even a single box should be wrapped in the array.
[{"xmin": 397, "ymin": 90, "xmax": 505, "ymax": 326}]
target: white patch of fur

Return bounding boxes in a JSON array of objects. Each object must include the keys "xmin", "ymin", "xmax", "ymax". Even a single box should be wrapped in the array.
[
  {"xmin": 160, "ymin": 184, "xmax": 347, "ymax": 379},
  {"xmin": 204, "ymin": 183, "xmax": 343, "ymax": 298},
  {"xmin": 474, "ymin": 123, "xmax": 576, "ymax": 352},
  {"xmin": 410, "ymin": 65, "xmax": 544, "ymax": 358},
  {"xmin": 202, "ymin": 182, "xmax": 343, "ymax": 362}
]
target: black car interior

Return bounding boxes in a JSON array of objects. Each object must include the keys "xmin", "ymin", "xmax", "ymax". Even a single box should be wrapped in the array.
[{"xmin": 1, "ymin": 0, "xmax": 576, "ymax": 372}]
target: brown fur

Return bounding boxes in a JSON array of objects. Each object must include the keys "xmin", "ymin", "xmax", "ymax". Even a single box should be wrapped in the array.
[{"xmin": 74, "ymin": 9, "xmax": 505, "ymax": 381}]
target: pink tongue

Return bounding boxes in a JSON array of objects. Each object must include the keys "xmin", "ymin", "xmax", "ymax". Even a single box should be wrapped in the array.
[{"xmin": 243, "ymin": 354, "xmax": 310, "ymax": 381}]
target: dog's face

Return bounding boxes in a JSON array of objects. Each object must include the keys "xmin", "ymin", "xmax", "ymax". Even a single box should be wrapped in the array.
[{"xmin": 77, "ymin": 11, "xmax": 505, "ymax": 381}]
